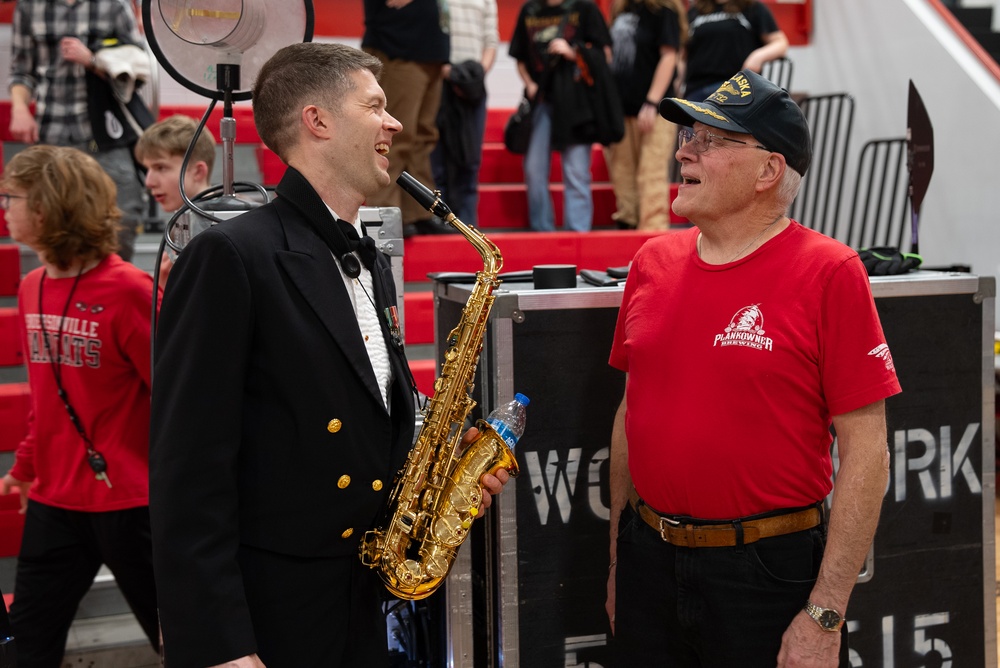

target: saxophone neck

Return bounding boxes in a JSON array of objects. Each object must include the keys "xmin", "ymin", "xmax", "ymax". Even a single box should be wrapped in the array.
[{"xmin": 442, "ymin": 212, "xmax": 503, "ymax": 276}]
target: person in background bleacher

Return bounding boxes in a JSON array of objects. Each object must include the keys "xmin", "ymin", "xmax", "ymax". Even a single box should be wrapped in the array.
[
  {"xmin": 8, "ymin": 0, "xmax": 148, "ymax": 261},
  {"xmin": 604, "ymin": 0, "xmax": 686, "ymax": 231},
  {"xmin": 0, "ymin": 145, "xmax": 161, "ymax": 668},
  {"xmin": 606, "ymin": 71, "xmax": 899, "ymax": 666},
  {"xmin": 429, "ymin": 0, "xmax": 499, "ymax": 228},
  {"xmin": 682, "ymin": 0, "xmax": 788, "ymax": 103},
  {"xmin": 363, "ymin": 0, "xmax": 456, "ymax": 237},
  {"xmin": 509, "ymin": 0, "xmax": 614, "ymax": 232},
  {"xmin": 148, "ymin": 43, "xmax": 508, "ymax": 668},
  {"xmin": 134, "ymin": 114, "xmax": 217, "ymax": 289}
]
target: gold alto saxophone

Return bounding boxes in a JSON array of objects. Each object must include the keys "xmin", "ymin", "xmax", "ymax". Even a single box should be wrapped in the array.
[{"xmin": 359, "ymin": 172, "xmax": 520, "ymax": 600}]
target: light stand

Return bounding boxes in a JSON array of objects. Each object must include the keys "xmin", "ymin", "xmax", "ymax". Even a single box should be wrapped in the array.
[{"xmin": 140, "ymin": 0, "xmax": 314, "ymax": 252}]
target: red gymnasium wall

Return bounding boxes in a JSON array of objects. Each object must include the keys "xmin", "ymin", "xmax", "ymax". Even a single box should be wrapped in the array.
[{"xmin": 0, "ymin": 1, "xmax": 811, "ymax": 46}]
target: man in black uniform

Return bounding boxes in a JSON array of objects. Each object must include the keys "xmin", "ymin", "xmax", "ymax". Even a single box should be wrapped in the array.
[{"xmin": 150, "ymin": 43, "xmax": 508, "ymax": 668}]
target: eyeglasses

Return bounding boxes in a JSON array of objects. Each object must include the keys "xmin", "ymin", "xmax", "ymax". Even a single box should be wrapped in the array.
[
  {"xmin": 677, "ymin": 127, "xmax": 770, "ymax": 154},
  {"xmin": 0, "ymin": 193, "xmax": 27, "ymax": 209}
]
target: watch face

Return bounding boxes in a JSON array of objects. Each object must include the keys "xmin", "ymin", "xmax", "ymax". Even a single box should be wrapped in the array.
[{"xmin": 819, "ymin": 609, "xmax": 842, "ymax": 629}]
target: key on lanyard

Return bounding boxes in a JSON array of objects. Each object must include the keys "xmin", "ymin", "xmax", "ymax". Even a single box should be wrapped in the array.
[{"xmin": 88, "ymin": 451, "xmax": 112, "ymax": 489}]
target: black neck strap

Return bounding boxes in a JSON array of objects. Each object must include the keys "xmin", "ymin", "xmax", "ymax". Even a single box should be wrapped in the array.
[{"xmin": 38, "ymin": 266, "xmax": 110, "ymax": 478}]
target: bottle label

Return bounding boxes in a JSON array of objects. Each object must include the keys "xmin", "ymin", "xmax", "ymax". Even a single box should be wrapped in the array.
[{"xmin": 488, "ymin": 418, "xmax": 518, "ymax": 448}]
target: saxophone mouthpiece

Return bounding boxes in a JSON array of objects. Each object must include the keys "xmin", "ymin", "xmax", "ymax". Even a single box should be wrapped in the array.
[{"xmin": 397, "ymin": 171, "xmax": 452, "ymax": 219}]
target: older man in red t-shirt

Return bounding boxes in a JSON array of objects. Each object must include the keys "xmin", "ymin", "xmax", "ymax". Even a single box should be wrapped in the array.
[{"xmin": 606, "ymin": 70, "xmax": 900, "ymax": 668}]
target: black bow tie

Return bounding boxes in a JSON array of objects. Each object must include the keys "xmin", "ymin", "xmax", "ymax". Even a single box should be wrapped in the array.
[{"xmin": 335, "ymin": 219, "xmax": 377, "ymax": 273}]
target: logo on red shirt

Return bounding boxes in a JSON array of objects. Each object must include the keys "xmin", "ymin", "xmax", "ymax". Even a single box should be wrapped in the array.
[
  {"xmin": 868, "ymin": 343, "xmax": 895, "ymax": 372},
  {"xmin": 713, "ymin": 304, "xmax": 773, "ymax": 351}
]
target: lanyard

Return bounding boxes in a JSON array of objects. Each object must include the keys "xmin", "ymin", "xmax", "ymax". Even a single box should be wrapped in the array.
[{"xmin": 37, "ymin": 267, "xmax": 112, "ymax": 487}]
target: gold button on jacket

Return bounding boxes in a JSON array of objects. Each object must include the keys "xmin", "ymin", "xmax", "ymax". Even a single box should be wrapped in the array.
[
  {"xmin": 327, "ymin": 419, "xmax": 342, "ymax": 433},
  {"xmin": 337, "ymin": 475, "xmax": 351, "ymax": 489}
]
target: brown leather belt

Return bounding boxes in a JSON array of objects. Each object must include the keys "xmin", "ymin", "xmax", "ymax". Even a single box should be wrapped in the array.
[{"xmin": 628, "ymin": 487, "xmax": 821, "ymax": 548}]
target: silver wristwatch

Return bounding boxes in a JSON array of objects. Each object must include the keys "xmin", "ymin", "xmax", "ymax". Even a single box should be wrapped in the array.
[{"xmin": 803, "ymin": 601, "xmax": 844, "ymax": 632}]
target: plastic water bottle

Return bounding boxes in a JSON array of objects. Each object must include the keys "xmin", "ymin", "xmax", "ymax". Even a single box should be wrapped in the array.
[{"xmin": 486, "ymin": 393, "xmax": 530, "ymax": 449}]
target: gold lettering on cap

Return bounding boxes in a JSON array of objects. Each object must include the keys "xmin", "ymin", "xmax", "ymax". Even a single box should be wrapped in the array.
[
  {"xmin": 733, "ymin": 74, "xmax": 752, "ymax": 97},
  {"xmin": 675, "ymin": 99, "xmax": 730, "ymax": 123}
]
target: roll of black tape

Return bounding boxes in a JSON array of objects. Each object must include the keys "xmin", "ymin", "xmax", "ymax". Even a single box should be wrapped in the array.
[{"xmin": 533, "ymin": 264, "xmax": 577, "ymax": 289}]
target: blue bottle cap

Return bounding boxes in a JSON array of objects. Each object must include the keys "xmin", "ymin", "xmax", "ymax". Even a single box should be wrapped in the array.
[{"xmin": 514, "ymin": 393, "xmax": 530, "ymax": 406}]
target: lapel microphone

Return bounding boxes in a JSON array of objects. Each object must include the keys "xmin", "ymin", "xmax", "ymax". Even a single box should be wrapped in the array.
[
  {"xmin": 341, "ymin": 252, "xmax": 361, "ymax": 279},
  {"xmin": 334, "ymin": 219, "xmax": 377, "ymax": 279}
]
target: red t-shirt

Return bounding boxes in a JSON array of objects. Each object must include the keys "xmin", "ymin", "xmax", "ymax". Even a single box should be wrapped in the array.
[
  {"xmin": 13, "ymin": 254, "xmax": 161, "ymax": 512},
  {"xmin": 610, "ymin": 222, "xmax": 901, "ymax": 518}
]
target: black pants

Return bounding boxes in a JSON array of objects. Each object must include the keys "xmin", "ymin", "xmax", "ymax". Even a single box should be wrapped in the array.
[
  {"xmin": 613, "ymin": 503, "xmax": 849, "ymax": 667},
  {"xmin": 10, "ymin": 501, "xmax": 158, "ymax": 668},
  {"xmin": 235, "ymin": 545, "xmax": 389, "ymax": 668}
]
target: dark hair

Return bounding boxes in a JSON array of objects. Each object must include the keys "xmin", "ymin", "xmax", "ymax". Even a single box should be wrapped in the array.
[
  {"xmin": 2, "ymin": 145, "xmax": 120, "ymax": 269},
  {"xmin": 693, "ymin": 0, "xmax": 755, "ymax": 14},
  {"xmin": 252, "ymin": 43, "xmax": 383, "ymax": 159}
]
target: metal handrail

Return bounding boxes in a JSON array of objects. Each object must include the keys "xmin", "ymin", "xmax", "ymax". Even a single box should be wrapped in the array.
[
  {"xmin": 761, "ymin": 56, "xmax": 794, "ymax": 91},
  {"xmin": 846, "ymin": 137, "xmax": 910, "ymax": 251},
  {"xmin": 789, "ymin": 93, "xmax": 855, "ymax": 240}
]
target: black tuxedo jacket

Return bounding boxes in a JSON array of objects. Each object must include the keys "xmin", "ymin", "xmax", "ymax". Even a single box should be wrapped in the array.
[{"xmin": 149, "ymin": 167, "xmax": 416, "ymax": 666}]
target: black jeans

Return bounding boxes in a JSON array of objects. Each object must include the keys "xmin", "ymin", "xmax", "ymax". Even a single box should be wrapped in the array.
[
  {"xmin": 9, "ymin": 501, "xmax": 158, "ymax": 668},
  {"xmin": 613, "ymin": 503, "xmax": 849, "ymax": 667}
]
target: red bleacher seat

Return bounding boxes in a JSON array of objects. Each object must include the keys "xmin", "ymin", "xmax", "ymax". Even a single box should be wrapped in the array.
[
  {"xmin": 409, "ymin": 359, "xmax": 437, "ymax": 398},
  {"xmin": 403, "ymin": 291, "xmax": 434, "ymax": 346},
  {"xmin": 477, "ymin": 181, "xmax": 617, "ymax": 230},
  {"xmin": 0, "ymin": 244, "xmax": 20, "ymax": 297},
  {"xmin": 156, "ymin": 104, "xmax": 259, "ymax": 144},
  {"xmin": 0, "ymin": 308, "xmax": 22, "ymax": 367},
  {"xmin": 0, "ymin": 490, "xmax": 24, "ymax": 558},
  {"xmin": 0, "ymin": 382, "xmax": 29, "ymax": 453},
  {"xmin": 401, "ymin": 229, "xmax": 663, "ymax": 283},
  {"xmin": 255, "ymin": 145, "xmax": 286, "ymax": 187},
  {"xmin": 478, "ymin": 143, "xmax": 610, "ymax": 184}
]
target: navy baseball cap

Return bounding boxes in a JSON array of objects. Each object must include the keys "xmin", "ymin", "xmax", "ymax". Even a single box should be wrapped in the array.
[{"xmin": 659, "ymin": 70, "xmax": 812, "ymax": 176}]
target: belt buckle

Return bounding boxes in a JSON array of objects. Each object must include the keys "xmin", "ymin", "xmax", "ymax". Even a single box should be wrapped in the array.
[{"xmin": 657, "ymin": 515, "xmax": 680, "ymax": 541}]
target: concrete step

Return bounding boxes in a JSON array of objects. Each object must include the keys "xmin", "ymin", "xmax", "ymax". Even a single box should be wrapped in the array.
[
  {"xmin": 62, "ymin": 616, "xmax": 159, "ymax": 668},
  {"xmin": 1, "ymin": 563, "xmax": 156, "ymax": 667}
]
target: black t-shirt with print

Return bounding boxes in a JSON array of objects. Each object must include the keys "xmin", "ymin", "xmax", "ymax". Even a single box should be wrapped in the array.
[
  {"xmin": 684, "ymin": 1, "xmax": 779, "ymax": 94},
  {"xmin": 509, "ymin": 0, "xmax": 613, "ymax": 86},
  {"xmin": 608, "ymin": 0, "xmax": 681, "ymax": 117}
]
